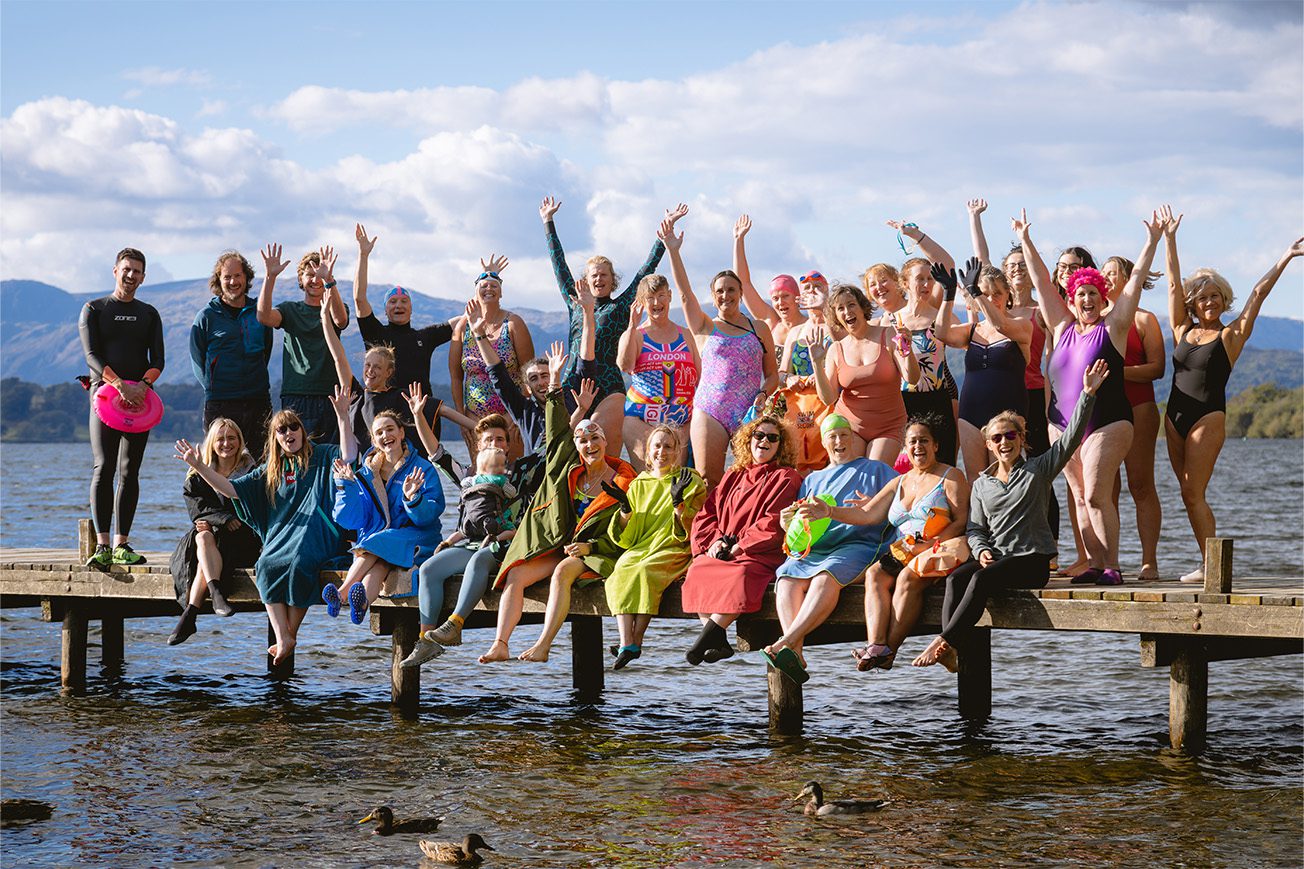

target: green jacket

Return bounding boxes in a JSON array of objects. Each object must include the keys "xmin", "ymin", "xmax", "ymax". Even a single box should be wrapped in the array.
[{"xmin": 495, "ymin": 389, "xmax": 635, "ymax": 585}]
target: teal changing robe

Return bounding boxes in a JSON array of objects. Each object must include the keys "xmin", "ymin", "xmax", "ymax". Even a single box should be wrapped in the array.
[{"xmin": 232, "ymin": 444, "xmax": 345, "ymax": 607}]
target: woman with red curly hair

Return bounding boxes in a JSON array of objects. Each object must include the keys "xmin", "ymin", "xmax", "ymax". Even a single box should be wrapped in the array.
[
  {"xmin": 1014, "ymin": 208, "xmax": 1163, "ymax": 586},
  {"xmin": 680, "ymin": 414, "xmax": 802, "ymax": 665}
]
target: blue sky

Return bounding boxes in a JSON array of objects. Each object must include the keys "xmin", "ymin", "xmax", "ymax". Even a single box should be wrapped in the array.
[{"xmin": 2, "ymin": 0, "xmax": 1301, "ymax": 320}]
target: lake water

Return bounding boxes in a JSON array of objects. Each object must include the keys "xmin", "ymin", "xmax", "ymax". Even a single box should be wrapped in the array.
[{"xmin": 1, "ymin": 439, "xmax": 1301, "ymax": 867}]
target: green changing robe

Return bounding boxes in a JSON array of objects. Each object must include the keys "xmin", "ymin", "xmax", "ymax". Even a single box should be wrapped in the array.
[
  {"xmin": 495, "ymin": 389, "xmax": 635, "ymax": 587},
  {"xmin": 231, "ymin": 444, "xmax": 344, "ymax": 608},
  {"xmin": 604, "ymin": 469, "xmax": 706, "ymax": 615}
]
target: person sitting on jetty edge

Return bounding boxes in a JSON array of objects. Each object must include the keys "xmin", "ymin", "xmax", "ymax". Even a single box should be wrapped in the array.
[
  {"xmin": 914, "ymin": 359, "xmax": 1109, "ymax": 672},
  {"xmin": 167, "ymin": 417, "xmax": 261, "ymax": 645},
  {"xmin": 174, "ymin": 385, "xmax": 354, "ymax": 664},
  {"xmin": 80, "ymin": 246, "xmax": 165, "ymax": 568},
  {"xmin": 325, "ymin": 410, "xmax": 445, "ymax": 626},
  {"xmin": 763, "ymin": 412, "xmax": 898, "ymax": 684}
]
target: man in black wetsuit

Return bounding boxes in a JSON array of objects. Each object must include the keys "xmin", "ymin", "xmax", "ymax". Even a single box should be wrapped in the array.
[
  {"xmin": 77, "ymin": 248, "xmax": 165, "ymax": 567},
  {"xmin": 352, "ymin": 224, "xmax": 456, "ymax": 436}
]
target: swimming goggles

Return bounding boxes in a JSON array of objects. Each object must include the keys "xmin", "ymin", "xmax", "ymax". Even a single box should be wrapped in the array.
[{"xmin": 896, "ymin": 223, "xmax": 920, "ymax": 255}]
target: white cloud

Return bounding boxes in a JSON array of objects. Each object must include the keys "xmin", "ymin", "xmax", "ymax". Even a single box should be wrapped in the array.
[{"xmin": 2, "ymin": 1, "xmax": 1301, "ymax": 320}]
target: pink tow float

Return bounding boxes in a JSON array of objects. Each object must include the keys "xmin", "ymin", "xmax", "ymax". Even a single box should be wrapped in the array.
[{"xmin": 93, "ymin": 381, "xmax": 164, "ymax": 433}]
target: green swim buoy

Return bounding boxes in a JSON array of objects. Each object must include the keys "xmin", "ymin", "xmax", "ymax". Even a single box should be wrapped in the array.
[{"xmin": 785, "ymin": 493, "xmax": 837, "ymax": 557}]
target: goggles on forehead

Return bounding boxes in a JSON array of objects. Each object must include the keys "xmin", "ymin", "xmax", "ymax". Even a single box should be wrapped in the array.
[
  {"xmin": 574, "ymin": 419, "xmax": 605, "ymax": 438},
  {"xmin": 475, "ymin": 271, "xmax": 502, "ymax": 284},
  {"xmin": 800, "ymin": 270, "xmax": 827, "ymax": 287}
]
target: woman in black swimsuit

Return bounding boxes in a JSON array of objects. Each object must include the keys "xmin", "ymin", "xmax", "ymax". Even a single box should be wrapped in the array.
[{"xmin": 1162, "ymin": 208, "xmax": 1303, "ymax": 583}]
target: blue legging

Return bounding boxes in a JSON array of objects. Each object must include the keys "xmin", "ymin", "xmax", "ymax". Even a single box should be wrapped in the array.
[{"xmin": 417, "ymin": 545, "xmax": 499, "ymax": 627}]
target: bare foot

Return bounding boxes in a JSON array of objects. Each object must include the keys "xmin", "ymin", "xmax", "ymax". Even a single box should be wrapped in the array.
[
  {"xmin": 1057, "ymin": 560, "xmax": 1089, "ymax": 577},
  {"xmin": 271, "ymin": 640, "xmax": 295, "ymax": 665},
  {"xmin": 519, "ymin": 643, "xmax": 551, "ymax": 663},
  {"xmin": 936, "ymin": 645, "xmax": 959, "ymax": 673},
  {"xmin": 477, "ymin": 639, "xmax": 510, "ymax": 664},
  {"xmin": 912, "ymin": 636, "xmax": 949, "ymax": 668},
  {"xmin": 1137, "ymin": 563, "xmax": 1160, "ymax": 582}
]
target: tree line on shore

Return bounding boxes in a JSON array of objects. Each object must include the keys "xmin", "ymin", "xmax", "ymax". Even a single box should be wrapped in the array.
[{"xmin": 0, "ymin": 377, "xmax": 1296, "ymax": 443}]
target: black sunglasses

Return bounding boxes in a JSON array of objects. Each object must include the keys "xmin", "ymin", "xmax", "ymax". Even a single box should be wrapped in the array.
[
  {"xmin": 276, "ymin": 422, "xmax": 302, "ymax": 435},
  {"xmin": 751, "ymin": 431, "xmax": 780, "ymax": 444},
  {"xmin": 988, "ymin": 430, "xmax": 1021, "ymax": 443}
]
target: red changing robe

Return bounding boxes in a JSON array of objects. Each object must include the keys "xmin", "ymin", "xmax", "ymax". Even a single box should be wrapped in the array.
[{"xmin": 680, "ymin": 462, "xmax": 803, "ymax": 614}]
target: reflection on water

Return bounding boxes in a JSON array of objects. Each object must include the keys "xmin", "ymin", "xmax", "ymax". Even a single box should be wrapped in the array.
[{"xmin": 1, "ymin": 441, "xmax": 1301, "ymax": 866}]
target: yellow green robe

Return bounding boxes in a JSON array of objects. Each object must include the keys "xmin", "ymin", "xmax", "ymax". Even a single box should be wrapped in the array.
[{"xmin": 603, "ymin": 468, "xmax": 706, "ymax": 615}]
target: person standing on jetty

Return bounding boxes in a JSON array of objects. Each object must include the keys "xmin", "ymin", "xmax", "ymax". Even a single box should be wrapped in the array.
[
  {"xmin": 190, "ymin": 250, "xmax": 273, "ymax": 457},
  {"xmin": 257, "ymin": 244, "xmax": 350, "ymax": 442},
  {"xmin": 79, "ymin": 247, "xmax": 165, "ymax": 568},
  {"xmin": 352, "ymin": 223, "xmax": 458, "ymax": 438}
]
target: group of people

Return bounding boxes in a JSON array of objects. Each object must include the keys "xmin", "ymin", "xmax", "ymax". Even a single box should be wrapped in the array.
[{"xmin": 78, "ymin": 199, "xmax": 1302, "ymax": 680}]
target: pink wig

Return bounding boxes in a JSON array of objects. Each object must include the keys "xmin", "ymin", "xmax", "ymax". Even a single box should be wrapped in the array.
[{"xmin": 1066, "ymin": 267, "xmax": 1110, "ymax": 300}]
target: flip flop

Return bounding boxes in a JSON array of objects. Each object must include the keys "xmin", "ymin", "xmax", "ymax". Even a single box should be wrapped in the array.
[{"xmin": 765, "ymin": 647, "xmax": 810, "ymax": 685}]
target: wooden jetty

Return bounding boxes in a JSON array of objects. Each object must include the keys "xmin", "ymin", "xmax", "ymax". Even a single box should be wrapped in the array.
[{"xmin": 1, "ymin": 521, "xmax": 1299, "ymax": 756}]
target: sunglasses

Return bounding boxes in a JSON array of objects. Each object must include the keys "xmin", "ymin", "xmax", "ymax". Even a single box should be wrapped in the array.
[
  {"xmin": 751, "ymin": 431, "xmax": 780, "ymax": 444},
  {"xmin": 275, "ymin": 422, "xmax": 302, "ymax": 435},
  {"xmin": 988, "ymin": 431, "xmax": 1021, "ymax": 444}
]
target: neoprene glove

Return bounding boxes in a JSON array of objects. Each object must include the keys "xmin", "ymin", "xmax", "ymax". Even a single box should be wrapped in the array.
[
  {"xmin": 600, "ymin": 479, "xmax": 632, "ymax": 514},
  {"xmin": 670, "ymin": 468, "xmax": 695, "ymax": 506},
  {"xmin": 930, "ymin": 262, "xmax": 959, "ymax": 301},
  {"xmin": 958, "ymin": 257, "xmax": 984, "ymax": 299}
]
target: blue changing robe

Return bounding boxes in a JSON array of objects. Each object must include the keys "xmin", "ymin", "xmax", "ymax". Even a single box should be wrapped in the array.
[
  {"xmin": 231, "ymin": 444, "xmax": 345, "ymax": 608},
  {"xmin": 776, "ymin": 457, "xmax": 897, "ymax": 586},
  {"xmin": 332, "ymin": 444, "xmax": 444, "ymax": 569}
]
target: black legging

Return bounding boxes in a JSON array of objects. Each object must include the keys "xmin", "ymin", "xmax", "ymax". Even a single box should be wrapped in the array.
[
  {"xmin": 939, "ymin": 553, "xmax": 1051, "ymax": 644},
  {"xmin": 89, "ymin": 410, "xmax": 150, "ymax": 537}
]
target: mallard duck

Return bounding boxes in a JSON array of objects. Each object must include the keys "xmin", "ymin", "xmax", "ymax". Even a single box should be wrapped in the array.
[
  {"xmin": 357, "ymin": 805, "xmax": 442, "ymax": 835},
  {"xmin": 792, "ymin": 781, "xmax": 888, "ymax": 816},
  {"xmin": 419, "ymin": 833, "xmax": 495, "ymax": 865}
]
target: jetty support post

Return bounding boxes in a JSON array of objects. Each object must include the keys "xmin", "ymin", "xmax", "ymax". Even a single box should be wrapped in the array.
[
  {"xmin": 957, "ymin": 628, "xmax": 992, "ymax": 719},
  {"xmin": 569, "ymin": 614, "xmax": 604, "ymax": 700},
  {"xmin": 766, "ymin": 666, "xmax": 803, "ymax": 735},
  {"xmin": 371, "ymin": 608, "xmax": 420, "ymax": 719},
  {"xmin": 61, "ymin": 604, "xmax": 88, "ymax": 695},
  {"xmin": 1203, "ymin": 537, "xmax": 1233, "ymax": 594},
  {"xmin": 100, "ymin": 614, "xmax": 125, "ymax": 669},
  {"xmin": 1168, "ymin": 639, "xmax": 1208, "ymax": 755}
]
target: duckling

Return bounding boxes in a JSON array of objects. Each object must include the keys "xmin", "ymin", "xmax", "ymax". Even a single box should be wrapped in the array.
[
  {"xmin": 357, "ymin": 805, "xmax": 442, "ymax": 835},
  {"xmin": 419, "ymin": 833, "xmax": 495, "ymax": 865},
  {"xmin": 792, "ymin": 780, "xmax": 888, "ymax": 816}
]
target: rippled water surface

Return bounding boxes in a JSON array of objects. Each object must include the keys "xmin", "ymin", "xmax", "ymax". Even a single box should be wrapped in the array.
[{"xmin": 2, "ymin": 440, "xmax": 1301, "ymax": 867}]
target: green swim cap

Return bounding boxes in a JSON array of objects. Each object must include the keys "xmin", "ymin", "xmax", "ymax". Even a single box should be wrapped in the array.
[{"xmin": 820, "ymin": 414, "xmax": 851, "ymax": 437}]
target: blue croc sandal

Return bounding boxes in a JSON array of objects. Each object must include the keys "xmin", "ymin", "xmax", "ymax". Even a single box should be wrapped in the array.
[
  {"xmin": 322, "ymin": 584, "xmax": 342, "ymax": 618},
  {"xmin": 348, "ymin": 583, "xmax": 368, "ymax": 625}
]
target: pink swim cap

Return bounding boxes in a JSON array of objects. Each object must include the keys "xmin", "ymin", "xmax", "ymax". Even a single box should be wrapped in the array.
[
  {"xmin": 770, "ymin": 275, "xmax": 799, "ymax": 296},
  {"xmin": 1066, "ymin": 267, "xmax": 1110, "ymax": 300}
]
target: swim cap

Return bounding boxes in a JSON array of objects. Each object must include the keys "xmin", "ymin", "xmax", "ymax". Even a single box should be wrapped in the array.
[
  {"xmin": 800, "ymin": 270, "xmax": 828, "ymax": 288},
  {"xmin": 385, "ymin": 285, "xmax": 410, "ymax": 301},
  {"xmin": 1066, "ymin": 267, "xmax": 1109, "ymax": 300},
  {"xmin": 820, "ymin": 414, "xmax": 851, "ymax": 437},
  {"xmin": 475, "ymin": 271, "xmax": 502, "ymax": 285},
  {"xmin": 770, "ymin": 275, "xmax": 799, "ymax": 295}
]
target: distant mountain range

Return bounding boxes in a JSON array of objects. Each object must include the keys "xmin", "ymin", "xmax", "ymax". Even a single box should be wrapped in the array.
[
  {"xmin": 0, "ymin": 278, "xmax": 572, "ymax": 387},
  {"xmin": 2, "ymin": 278, "xmax": 1301, "ymax": 396}
]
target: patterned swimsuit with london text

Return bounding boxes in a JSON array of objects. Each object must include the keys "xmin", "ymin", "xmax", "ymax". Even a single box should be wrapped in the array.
[{"xmin": 625, "ymin": 329, "xmax": 698, "ymax": 426}]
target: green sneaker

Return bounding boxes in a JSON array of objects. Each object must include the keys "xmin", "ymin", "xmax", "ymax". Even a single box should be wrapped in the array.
[
  {"xmin": 86, "ymin": 544, "xmax": 112, "ymax": 569},
  {"xmin": 111, "ymin": 544, "xmax": 146, "ymax": 566}
]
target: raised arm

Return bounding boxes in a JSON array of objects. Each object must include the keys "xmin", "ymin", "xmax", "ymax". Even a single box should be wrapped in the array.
[
  {"xmin": 353, "ymin": 224, "xmax": 377, "ymax": 320},
  {"xmin": 1225, "ymin": 235, "xmax": 1304, "ymax": 360},
  {"xmin": 330, "ymin": 383, "xmax": 357, "ymax": 464},
  {"xmin": 1161, "ymin": 206, "xmax": 1187, "ymax": 335},
  {"xmin": 957, "ymin": 258, "xmax": 1033, "ymax": 353},
  {"xmin": 617, "ymin": 203, "xmax": 681, "ymax": 304},
  {"xmin": 887, "ymin": 219, "xmax": 955, "ymax": 271},
  {"xmin": 256, "ymin": 243, "xmax": 288, "ymax": 328},
  {"xmin": 617, "ymin": 299, "xmax": 645, "ymax": 374},
  {"xmin": 928, "ymin": 264, "xmax": 971, "ymax": 348},
  {"xmin": 967, "ymin": 199, "xmax": 991, "ymax": 265},
  {"xmin": 660, "ymin": 218, "xmax": 712, "ymax": 334},
  {"xmin": 1104, "ymin": 211, "xmax": 1163, "ymax": 346},
  {"xmin": 540, "ymin": 196, "xmax": 577, "ymax": 300},
  {"xmin": 320, "ymin": 284, "xmax": 353, "ymax": 389},
  {"xmin": 1013, "ymin": 210, "xmax": 1072, "ymax": 334},
  {"xmin": 576, "ymin": 277, "xmax": 597, "ymax": 362},
  {"xmin": 733, "ymin": 214, "xmax": 778, "ymax": 327},
  {"xmin": 403, "ymin": 383, "xmax": 442, "ymax": 459},
  {"xmin": 174, "ymin": 438, "xmax": 237, "ymax": 499},
  {"xmin": 315, "ymin": 246, "xmax": 349, "ymax": 329}
]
